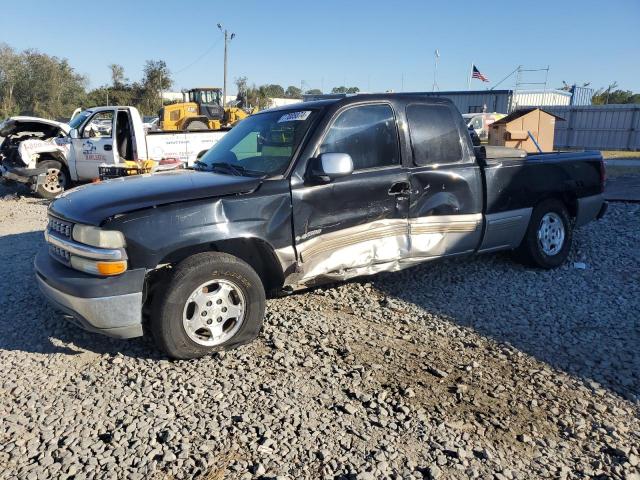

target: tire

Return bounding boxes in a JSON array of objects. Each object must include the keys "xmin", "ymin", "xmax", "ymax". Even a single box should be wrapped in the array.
[
  {"xmin": 150, "ymin": 252, "xmax": 265, "ymax": 359},
  {"xmin": 515, "ymin": 199, "xmax": 573, "ymax": 269},
  {"xmin": 35, "ymin": 159, "xmax": 69, "ymax": 199}
]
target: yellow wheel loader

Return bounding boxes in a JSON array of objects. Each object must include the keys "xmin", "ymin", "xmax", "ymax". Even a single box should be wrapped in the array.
[{"xmin": 158, "ymin": 87, "xmax": 253, "ymax": 131}]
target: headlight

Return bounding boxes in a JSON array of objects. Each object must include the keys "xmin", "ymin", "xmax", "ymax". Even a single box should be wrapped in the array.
[
  {"xmin": 72, "ymin": 225, "xmax": 126, "ymax": 248},
  {"xmin": 70, "ymin": 256, "xmax": 128, "ymax": 276}
]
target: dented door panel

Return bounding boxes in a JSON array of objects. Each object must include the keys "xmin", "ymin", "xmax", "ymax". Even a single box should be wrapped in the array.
[
  {"xmin": 290, "ymin": 167, "xmax": 410, "ymax": 284},
  {"xmin": 407, "ymin": 164, "xmax": 484, "ymax": 257}
]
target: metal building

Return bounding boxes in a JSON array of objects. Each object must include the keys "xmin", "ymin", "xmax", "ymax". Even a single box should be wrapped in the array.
[
  {"xmin": 417, "ymin": 89, "xmax": 574, "ymax": 114},
  {"xmin": 303, "ymin": 89, "xmax": 591, "ymax": 114},
  {"xmin": 544, "ymin": 104, "xmax": 640, "ymax": 151},
  {"xmin": 569, "ymin": 86, "xmax": 595, "ymax": 106}
]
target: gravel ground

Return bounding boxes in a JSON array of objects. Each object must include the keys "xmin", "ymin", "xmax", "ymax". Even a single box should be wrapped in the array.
[{"xmin": 0, "ymin": 182, "xmax": 639, "ymax": 480}]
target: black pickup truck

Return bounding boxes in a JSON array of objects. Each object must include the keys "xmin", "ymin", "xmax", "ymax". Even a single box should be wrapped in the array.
[{"xmin": 35, "ymin": 94, "xmax": 607, "ymax": 359}]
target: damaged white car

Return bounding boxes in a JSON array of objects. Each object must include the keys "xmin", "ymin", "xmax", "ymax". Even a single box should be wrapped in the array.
[
  {"xmin": 1, "ymin": 106, "xmax": 227, "ymax": 199},
  {"xmin": 0, "ymin": 116, "xmax": 71, "ymax": 198}
]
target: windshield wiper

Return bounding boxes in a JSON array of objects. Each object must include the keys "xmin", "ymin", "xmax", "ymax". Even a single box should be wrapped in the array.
[
  {"xmin": 209, "ymin": 162, "xmax": 247, "ymax": 176},
  {"xmin": 193, "ymin": 160, "xmax": 208, "ymax": 171}
]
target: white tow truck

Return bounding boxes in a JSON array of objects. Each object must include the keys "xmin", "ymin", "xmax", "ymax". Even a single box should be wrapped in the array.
[{"xmin": 0, "ymin": 106, "xmax": 227, "ymax": 198}]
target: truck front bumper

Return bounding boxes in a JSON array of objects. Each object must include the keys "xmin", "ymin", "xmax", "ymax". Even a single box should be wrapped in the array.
[
  {"xmin": 34, "ymin": 248, "xmax": 146, "ymax": 339},
  {"xmin": 1, "ymin": 163, "xmax": 47, "ymax": 188}
]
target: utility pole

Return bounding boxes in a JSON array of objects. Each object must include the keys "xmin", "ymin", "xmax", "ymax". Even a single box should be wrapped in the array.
[{"xmin": 217, "ymin": 23, "xmax": 235, "ymax": 108}]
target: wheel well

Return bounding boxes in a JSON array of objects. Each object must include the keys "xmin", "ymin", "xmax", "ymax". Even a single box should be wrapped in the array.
[
  {"xmin": 161, "ymin": 238, "xmax": 285, "ymax": 293},
  {"xmin": 37, "ymin": 152, "xmax": 69, "ymax": 172},
  {"xmin": 536, "ymin": 193, "xmax": 577, "ymax": 218}
]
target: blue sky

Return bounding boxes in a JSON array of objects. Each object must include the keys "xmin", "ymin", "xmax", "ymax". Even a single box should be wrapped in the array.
[{"xmin": 3, "ymin": 0, "xmax": 639, "ymax": 94}]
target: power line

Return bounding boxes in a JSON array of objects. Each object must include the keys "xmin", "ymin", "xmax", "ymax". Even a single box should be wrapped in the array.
[{"xmin": 173, "ymin": 37, "xmax": 224, "ymax": 75}]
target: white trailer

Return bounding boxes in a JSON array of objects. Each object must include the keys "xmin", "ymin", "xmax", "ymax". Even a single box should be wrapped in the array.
[{"xmin": 0, "ymin": 106, "xmax": 227, "ymax": 198}]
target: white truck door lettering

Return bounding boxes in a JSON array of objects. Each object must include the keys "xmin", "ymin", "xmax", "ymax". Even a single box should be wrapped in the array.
[{"xmin": 73, "ymin": 110, "xmax": 117, "ymax": 180}]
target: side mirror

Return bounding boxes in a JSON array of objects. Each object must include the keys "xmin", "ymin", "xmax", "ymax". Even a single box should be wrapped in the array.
[
  {"xmin": 69, "ymin": 128, "xmax": 79, "ymax": 139},
  {"xmin": 309, "ymin": 153, "xmax": 354, "ymax": 182}
]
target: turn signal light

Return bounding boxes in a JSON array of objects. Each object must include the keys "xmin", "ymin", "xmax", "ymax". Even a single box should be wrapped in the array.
[
  {"xmin": 96, "ymin": 261, "xmax": 128, "ymax": 276},
  {"xmin": 70, "ymin": 256, "xmax": 128, "ymax": 276}
]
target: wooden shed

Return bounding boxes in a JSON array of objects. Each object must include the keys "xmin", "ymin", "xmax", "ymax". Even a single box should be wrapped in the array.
[{"xmin": 488, "ymin": 108, "xmax": 564, "ymax": 152}]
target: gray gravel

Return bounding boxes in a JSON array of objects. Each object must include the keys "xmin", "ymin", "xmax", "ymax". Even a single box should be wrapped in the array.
[{"xmin": 0, "ymin": 183, "xmax": 639, "ymax": 479}]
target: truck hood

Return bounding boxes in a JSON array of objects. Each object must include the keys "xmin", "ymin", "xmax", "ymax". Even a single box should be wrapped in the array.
[
  {"xmin": 49, "ymin": 170, "xmax": 262, "ymax": 225},
  {"xmin": 0, "ymin": 116, "xmax": 70, "ymax": 138}
]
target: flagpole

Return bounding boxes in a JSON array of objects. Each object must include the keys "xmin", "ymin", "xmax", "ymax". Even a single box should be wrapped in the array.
[
  {"xmin": 432, "ymin": 49, "xmax": 440, "ymax": 92},
  {"xmin": 467, "ymin": 62, "xmax": 473, "ymax": 90}
]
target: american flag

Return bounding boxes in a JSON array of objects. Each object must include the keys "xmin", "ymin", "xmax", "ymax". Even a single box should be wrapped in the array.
[{"xmin": 472, "ymin": 65, "xmax": 489, "ymax": 83}]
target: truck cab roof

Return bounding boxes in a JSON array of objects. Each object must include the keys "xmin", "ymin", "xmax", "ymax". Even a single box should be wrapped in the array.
[{"xmin": 263, "ymin": 93, "xmax": 456, "ymax": 115}]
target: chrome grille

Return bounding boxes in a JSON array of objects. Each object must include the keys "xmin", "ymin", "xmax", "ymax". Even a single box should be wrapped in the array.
[
  {"xmin": 49, "ymin": 244, "xmax": 71, "ymax": 265},
  {"xmin": 48, "ymin": 216, "xmax": 73, "ymax": 239},
  {"xmin": 47, "ymin": 215, "xmax": 74, "ymax": 265}
]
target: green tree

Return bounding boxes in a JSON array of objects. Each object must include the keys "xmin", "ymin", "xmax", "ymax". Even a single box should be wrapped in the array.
[
  {"xmin": 0, "ymin": 43, "xmax": 22, "ymax": 116},
  {"xmin": 12, "ymin": 49, "xmax": 87, "ymax": 118},
  {"xmin": 1, "ymin": 44, "xmax": 87, "ymax": 118},
  {"xmin": 140, "ymin": 59, "xmax": 172, "ymax": 115},
  {"xmin": 108, "ymin": 64, "xmax": 127, "ymax": 88},
  {"xmin": 260, "ymin": 84, "xmax": 285, "ymax": 98},
  {"xmin": 235, "ymin": 76, "xmax": 248, "ymax": 96},
  {"xmin": 331, "ymin": 86, "xmax": 359, "ymax": 94},
  {"xmin": 285, "ymin": 85, "xmax": 302, "ymax": 99},
  {"xmin": 305, "ymin": 88, "xmax": 322, "ymax": 95},
  {"xmin": 592, "ymin": 84, "xmax": 640, "ymax": 105}
]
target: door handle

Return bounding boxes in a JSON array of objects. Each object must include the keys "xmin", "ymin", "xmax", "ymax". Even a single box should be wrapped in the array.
[
  {"xmin": 388, "ymin": 181, "xmax": 411, "ymax": 197},
  {"xmin": 104, "ymin": 144, "xmax": 112, "ymax": 151}
]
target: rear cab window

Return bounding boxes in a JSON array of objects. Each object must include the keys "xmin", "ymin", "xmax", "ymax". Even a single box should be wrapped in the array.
[{"xmin": 406, "ymin": 104, "xmax": 463, "ymax": 166}]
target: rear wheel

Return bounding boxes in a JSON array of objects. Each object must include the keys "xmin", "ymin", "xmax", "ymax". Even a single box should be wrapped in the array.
[
  {"xmin": 515, "ymin": 199, "xmax": 573, "ymax": 269},
  {"xmin": 35, "ymin": 159, "xmax": 68, "ymax": 199},
  {"xmin": 151, "ymin": 252, "xmax": 265, "ymax": 359}
]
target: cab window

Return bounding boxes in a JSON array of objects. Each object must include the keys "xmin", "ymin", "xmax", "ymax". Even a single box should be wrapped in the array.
[
  {"xmin": 82, "ymin": 111, "xmax": 113, "ymax": 139},
  {"xmin": 406, "ymin": 105, "xmax": 463, "ymax": 166},
  {"xmin": 319, "ymin": 104, "xmax": 399, "ymax": 170}
]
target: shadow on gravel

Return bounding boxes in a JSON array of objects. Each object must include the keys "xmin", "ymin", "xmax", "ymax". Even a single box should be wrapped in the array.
[
  {"xmin": 370, "ymin": 244, "xmax": 639, "ymax": 402},
  {"xmin": 0, "ymin": 231, "xmax": 161, "ymax": 360},
  {"xmin": 0, "ymin": 181, "xmax": 32, "ymax": 198}
]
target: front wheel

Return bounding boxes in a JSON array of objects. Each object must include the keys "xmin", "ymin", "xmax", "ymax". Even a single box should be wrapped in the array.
[
  {"xmin": 35, "ymin": 159, "xmax": 69, "ymax": 199},
  {"xmin": 514, "ymin": 199, "xmax": 573, "ymax": 269},
  {"xmin": 150, "ymin": 252, "xmax": 265, "ymax": 359}
]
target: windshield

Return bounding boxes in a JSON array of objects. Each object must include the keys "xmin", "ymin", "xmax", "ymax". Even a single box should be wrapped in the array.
[
  {"xmin": 189, "ymin": 90, "xmax": 221, "ymax": 105},
  {"xmin": 69, "ymin": 111, "xmax": 92, "ymax": 129},
  {"xmin": 196, "ymin": 109, "xmax": 317, "ymax": 177}
]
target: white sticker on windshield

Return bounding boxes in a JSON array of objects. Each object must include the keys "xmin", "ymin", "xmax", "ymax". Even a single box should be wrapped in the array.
[{"xmin": 278, "ymin": 111, "xmax": 311, "ymax": 123}]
